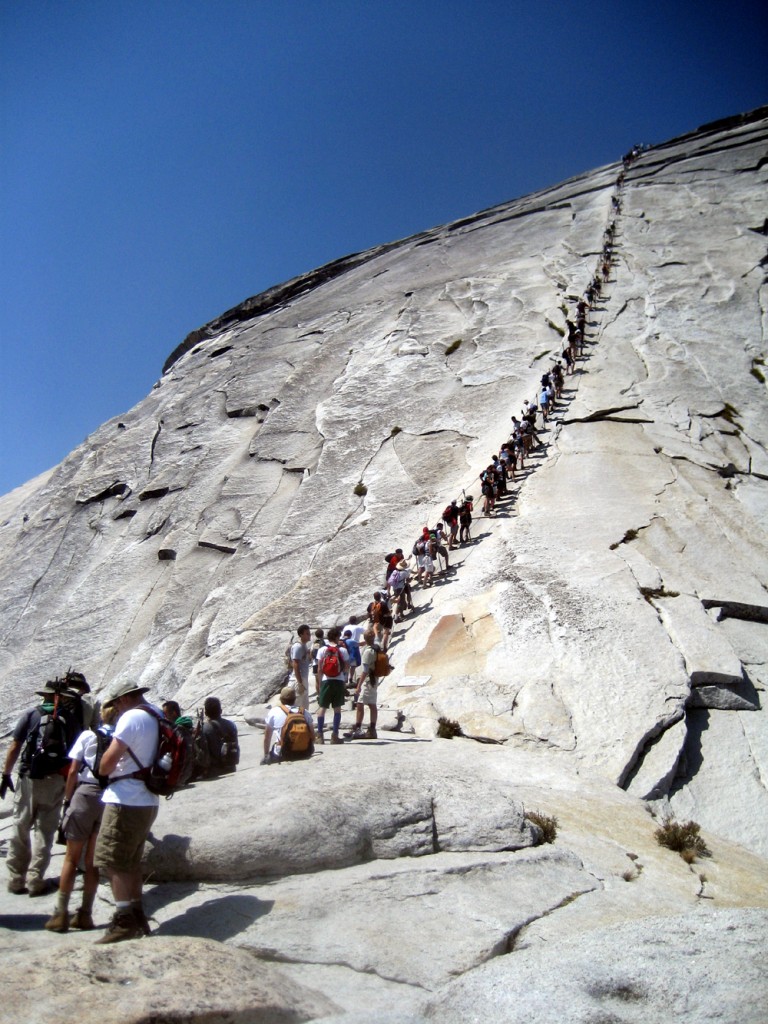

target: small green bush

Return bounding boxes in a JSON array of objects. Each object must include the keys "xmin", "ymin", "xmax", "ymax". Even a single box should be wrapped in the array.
[
  {"xmin": 436, "ymin": 716, "xmax": 463, "ymax": 739},
  {"xmin": 526, "ymin": 810, "xmax": 558, "ymax": 845},
  {"xmin": 654, "ymin": 817, "xmax": 710, "ymax": 861},
  {"xmin": 390, "ymin": 425, "xmax": 402, "ymax": 436},
  {"xmin": 545, "ymin": 318, "xmax": 565, "ymax": 338},
  {"xmin": 353, "ymin": 482, "xmax": 368, "ymax": 497},
  {"xmin": 750, "ymin": 366, "xmax": 766, "ymax": 384},
  {"xmin": 445, "ymin": 338, "xmax": 462, "ymax": 355}
]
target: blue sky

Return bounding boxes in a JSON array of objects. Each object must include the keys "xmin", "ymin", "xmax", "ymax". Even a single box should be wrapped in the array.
[{"xmin": 1, "ymin": 0, "xmax": 766, "ymax": 496}]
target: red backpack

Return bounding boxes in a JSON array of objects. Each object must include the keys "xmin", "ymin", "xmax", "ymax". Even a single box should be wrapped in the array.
[
  {"xmin": 123, "ymin": 706, "xmax": 195, "ymax": 798},
  {"xmin": 321, "ymin": 644, "xmax": 343, "ymax": 678}
]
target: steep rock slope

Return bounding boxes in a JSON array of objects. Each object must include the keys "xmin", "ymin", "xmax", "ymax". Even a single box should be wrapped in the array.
[{"xmin": 1, "ymin": 108, "xmax": 768, "ymax": 1022}]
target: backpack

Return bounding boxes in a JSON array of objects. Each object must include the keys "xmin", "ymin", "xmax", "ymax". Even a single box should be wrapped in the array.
[
  {"xmin": 123, "ymin": 706, "xmax": 195, "ymax": 798},
  {"xmin": 321, "ymin": 644, "xmax": 343, "ymax": 678},
  {"xmin": 374, "ymin": 650, "xmax": 393, "ymax": 678},
  {"xmin": 192, "ymin": 709, "xmax": 212, "ymax": 780},
  {"xmin": 279, "ymin": 705, "xmax": 313, "ymax": 760},
  {"xmin": 210, "ymin": 718, "xmax": 240, "ymax": 770},
  {"xmin": 91, "ymin": 725, "xmax": 116, "ymax": 789},
  {"xmin": 25, "ymin": 695, "xmax": 83, "ymax": 780}
]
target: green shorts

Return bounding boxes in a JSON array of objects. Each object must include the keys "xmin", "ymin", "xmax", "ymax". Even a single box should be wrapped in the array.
[
  {"xmin": 94, "ymin": 804, "xmax": 158, "ymax": 873},
  {"xmin": 318, "ymin": 677, "xmax": 346, "ymax": 710}
]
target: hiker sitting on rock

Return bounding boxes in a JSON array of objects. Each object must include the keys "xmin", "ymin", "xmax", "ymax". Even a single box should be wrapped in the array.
[
  {"xmin": 262, "ymin": 685, "xmax": 315, "ymax": 764},
  {"xmin": 201, "ymin": 697, "xmax": 240, "ymax": 776}
]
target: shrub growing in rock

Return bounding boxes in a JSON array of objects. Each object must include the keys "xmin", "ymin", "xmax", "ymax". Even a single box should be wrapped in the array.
[
  {"xmin": 445, "ymin": 339, "xmax": 462, "ymax": 355},
  {"xmin": 526, "ymin": 810, "xmax": 558, "ymax": 845},
  {"xmin": 353, "ymin": 482, "xmax": 368, "ymax": 496},
  {"xmin": 436, "ymin": 716, "xmax": 463, "ymax": 738},
  {"xmin": 654, "ymin": 817, "xmax": 710, "ymax": 861}
]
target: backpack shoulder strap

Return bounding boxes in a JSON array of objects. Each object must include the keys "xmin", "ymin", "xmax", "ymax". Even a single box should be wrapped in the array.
[{"xmin": 115, "ymin": 704, "xmax": 161, "ymax": 777}]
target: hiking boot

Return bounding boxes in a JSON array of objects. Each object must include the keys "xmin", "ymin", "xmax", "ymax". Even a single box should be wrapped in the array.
[
  {"xmin": 44, "ymin": 910, "xmax": 69, "ymax": 933},
  {"xmin": 344, "ymin": 727, "xmax": 364, "ymax": 740},
  {"xmin": 316, "ymin": 733, "xmax": 325, "ymax": 745},
  {"xmin": 365, "ymin": 726, "xmax": 378, "ymax": 740},
  {"xmin": 94, "ymin": 909, "xmax": 144, "ymax": 944},
  {"xmin": 28, "ymin": 878, "xmax": 58, "ymax": 897},
  {"xmin": 133, "ymin": 905, "xmax": 152, "ymax": 937},
  {"xmin": 70, "ymin": 908, "xmax": 95, "ymax": 930},
  {"xmin": 329, "ymin": 734, "xmax": 344, "ymax": 745},
  {"xmin": 7, "ymin": 877, "xmax": 27, "ymax": 895}
]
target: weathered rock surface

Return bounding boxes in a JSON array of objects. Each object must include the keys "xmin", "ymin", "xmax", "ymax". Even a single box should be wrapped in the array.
[
  {"xmin": 2, "ymin": 109, "xmax": 768, "ymax": 1022},
  {"xmin": 1, "ymin": 934, "xmax": 337, "ymax": 1023},
  {"xmin": 421, "ymin": 908, "xmax": 768, "ymax": 1024}
]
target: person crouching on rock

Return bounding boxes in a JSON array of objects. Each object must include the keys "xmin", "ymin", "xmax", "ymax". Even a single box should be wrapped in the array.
[
  {"xmin": 201, "ymin": 697, "xmax": 240, "ymax": 777},
  {"xmin": 262, "ymin": 685, "xmax": 315, "ymax": 763}
]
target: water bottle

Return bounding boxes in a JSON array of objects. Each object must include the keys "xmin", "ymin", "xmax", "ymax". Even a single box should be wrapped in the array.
[{"xmin": 158, "ymin": 752, "xmax": 172, "ymax": 773}]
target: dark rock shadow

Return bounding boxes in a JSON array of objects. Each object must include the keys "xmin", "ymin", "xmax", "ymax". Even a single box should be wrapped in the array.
[
  {"xmin": 153, "ymin": 893, "xmax": 274, "ymax": 941},
  {"xmin": 668, "ymin": 709, "xmax": 710, "ymax": 796}
]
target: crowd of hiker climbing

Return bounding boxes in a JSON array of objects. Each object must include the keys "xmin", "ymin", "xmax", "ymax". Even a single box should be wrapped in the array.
[
  {"xmin": 1, "ymin": 146, "xmax": 640, "ymax": 942},
  {"xmin": 279, "ymin": 145, "xmax": 636, "ymax": 741}
]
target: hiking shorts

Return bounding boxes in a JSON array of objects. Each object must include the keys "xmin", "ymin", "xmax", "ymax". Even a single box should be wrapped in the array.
[
  {"xmin": 94, "ymin": 804, "xmax": 158, "ymax": 873},
  {"xmin": 318, "ymin": 677, "xmax": 346, "ymax": 710},
  {"xmin": 64, "ymin": 783, "xmax": 105, "ymax": 842},
  {"xmin": 358, "ymin": 679, "xmax": 378, "ymax": 705}
]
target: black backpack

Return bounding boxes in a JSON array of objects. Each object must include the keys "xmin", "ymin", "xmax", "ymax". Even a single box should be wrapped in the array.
[
  {"xmin": 91, "ymin": 725, "xmax": 116, "ymax": 789},
  {"xmin": 25, "ymin": 694, "xmax": 83, "ymax": 780},
  {"xmin": 210, "ymin": 718, "xmax": 240, "ymax": 770}
]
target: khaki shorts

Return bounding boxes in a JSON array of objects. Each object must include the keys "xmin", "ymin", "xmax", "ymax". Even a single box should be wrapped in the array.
[
  {"xmin": 94, "ymin": 804, "xmax": 158, "ymax": 873},
  {"xmin": 63, "ymin": 783, "xmax": 105, "ymax": 843}
]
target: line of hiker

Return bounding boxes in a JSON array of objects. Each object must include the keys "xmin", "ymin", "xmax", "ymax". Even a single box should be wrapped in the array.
[{"xmin": 265, "ymin": 162, "xmax": 629, "ymax": 755}]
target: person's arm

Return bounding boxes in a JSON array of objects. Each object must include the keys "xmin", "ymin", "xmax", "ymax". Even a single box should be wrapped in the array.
[
  {"xmin": 3, "ymin": 738, "xmax": 22, "ymax": 776},
  {"xmin": 64, "ymin": 758, "xmax": 82, "ymax": 803},
  {"xmin": 98, "ymin": 737, "xmax": 128, "ymax": 777},
  {"xmin": 1, "ymin": 738, "xmax": 21, "ymax": 797},
  {"xmin": 263, "ymin": 723, "xmax": 273, "ymax": 758},
  {"xmin": 304, "ymin": 711, "xmax": 316, "ymax": 740}
]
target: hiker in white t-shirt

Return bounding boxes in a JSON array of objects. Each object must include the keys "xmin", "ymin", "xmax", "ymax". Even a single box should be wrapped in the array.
[
  {"xmin": 262, "ymin": 685, "xmax": 315, "ymax": 763},
  {"xmin": 93, "ymin": 683, "xmax": 160, "ymax": 944}
]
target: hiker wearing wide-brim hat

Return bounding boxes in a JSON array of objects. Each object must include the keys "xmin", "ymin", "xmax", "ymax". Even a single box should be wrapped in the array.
[
  {"xmin": 93, "ymin": 680, "xmax": 160, "ymax": 944},
  {"xmin": 101, "ymin": 683, "xmax": 151, "ymax": 710},
  {"xmin": 64, "ymin": 670, "xmax": 90, "ymax": 694},
  {"xmin": 35, "ymin": 685, "xmax": 80, "ymax": 700},
  {"xmin": 2, "ymin": 681, "xmax": 85, "ymax": 897}
]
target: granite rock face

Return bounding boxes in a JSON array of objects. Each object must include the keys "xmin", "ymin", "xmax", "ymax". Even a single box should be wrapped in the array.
[{"xmin": 1, "ymin": 109, "xmax": 768, "ymax": 1022}]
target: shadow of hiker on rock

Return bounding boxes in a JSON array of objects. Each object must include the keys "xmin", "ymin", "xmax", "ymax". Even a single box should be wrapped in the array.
[
  {"xmin": 0, "ymin": 910, "xmax": 51, "ymax": 932},
  {"xmin": 152, "ymin": 892, "xmax": 274, "ymax": 941}
]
